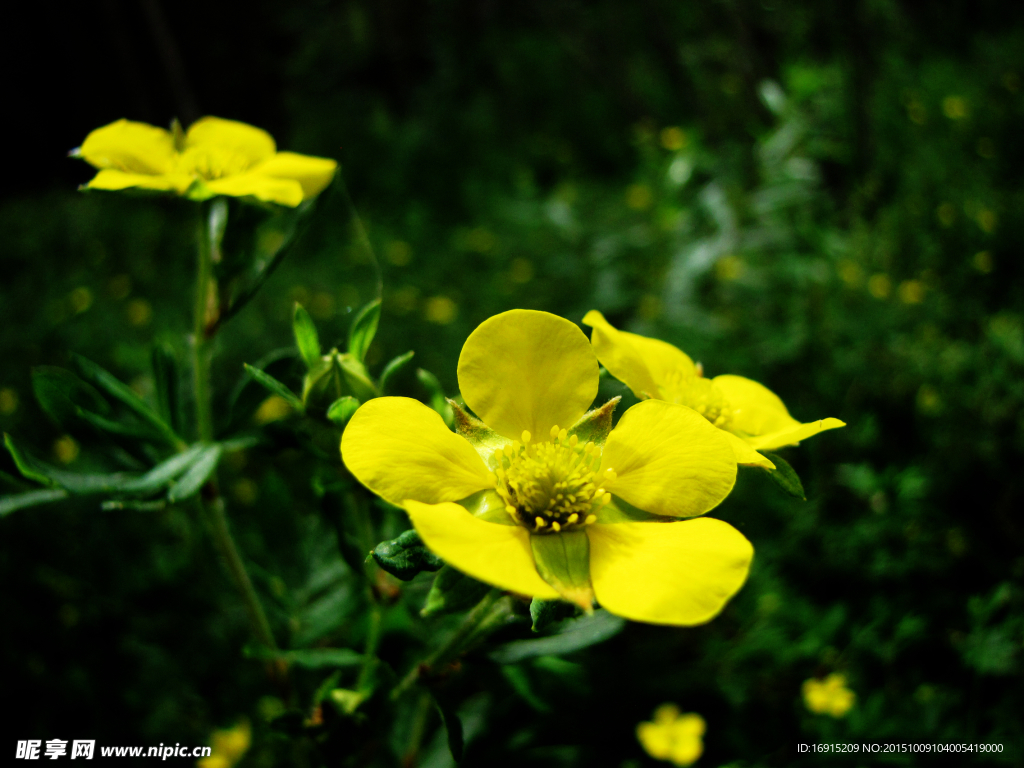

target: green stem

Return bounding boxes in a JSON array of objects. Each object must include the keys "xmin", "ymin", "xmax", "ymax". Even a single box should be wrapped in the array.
[
  {"xmin": 191, "ymin": 199, "xmax": 277, "ymax": 653},
  {"xmin": 391, "ymin": 589, "xmax": 502, "ymax": 700},
  {"xmin": 356, "ymin": 602, "xmax": 382, "ymax": 693},
  {"xmin": 199, "ymin": 496, "xmax": 279, "ymax": 652},
  {"xmin": 402, "ymin": 692, "xmax": 433, "ymax": 768}
]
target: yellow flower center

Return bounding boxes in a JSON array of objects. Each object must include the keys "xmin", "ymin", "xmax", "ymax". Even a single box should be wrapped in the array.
[
  {"xmin": 493, "ymin": 425, "xmax": 613, "ymax": 533},
  {"xmin": 657, "ymin": 369, "xmax": 732, "ymax": 428},
  {"xmin": 176, "ymin": 147, "xmax": 256, "ymax": 180}
]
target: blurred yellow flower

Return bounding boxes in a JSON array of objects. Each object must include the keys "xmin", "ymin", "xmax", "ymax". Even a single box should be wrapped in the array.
[
  {"xmin": 197, "ymin": 719, "xmax": 251, "ymax": 768},
  {"xmin": 582, "ymin": 311, "xmax": 844, "ymax": 470},
  {"xmin": 342, "ymin": 310, "xmax": 752, "ymax": 625},
  {"xmin": 867, "ymin": 273, "xmax": 891, "ymax": 300},
  {"xmin": 637, "ymin": 705, "xmax": 705, "ymax": 766},
  {"xmin": 74, "ymin": 117, "xmax": 337, "ymax": 207},
  {"xmin": 803, "ymin": 673, "xmax": 855, "ymax": 718}
]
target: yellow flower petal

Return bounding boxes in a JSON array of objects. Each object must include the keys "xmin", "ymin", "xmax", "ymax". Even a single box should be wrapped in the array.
[
  {"xmin": 203, "ymin": 173, "xmax": 305, "ymax": 207},
  {"xmin": 405, "ymin": 500, "xmax": 559, "ymax": 598},
  {"xmin": 78, "ymin": 119, "xmax": 176, "ymax": 175},
  {"xmin": 588, "ymin": 517, "xmax": 753, "ymax": 625},
  {"xmin": 458, "ymin": 310, "xmax": 598, "ymax": 441},
  {"xmin": 251, "ymin": 151, "xmax": 338, "ymax": 200},
  {"xmin": 185, "ymin": 116, "xmax": 276, "ymax": 165},
  {"xmin": 721, "ymin": 430, "xmax": 775, "ymax": 469},
  {"xmin": 711, "ymin": 374, "xmax": 800, "ymax": 435},
  {"xmin": 85, "ymin": 169, "xmax": 193, "ymax": 194},
  {"xmin": 745, "ymin": 418, "xmax": 846, "ymax": 451},
  {"xmin": 601, "ymin": 400, "xmax": 736, "ymax": 518},
  {"xmin": 582, "ymin": 310, "xmax": 695, "ymax": 398},
  {"xmin": 341, "ymin": 397, "xmax": 493, "ymax": 506}
]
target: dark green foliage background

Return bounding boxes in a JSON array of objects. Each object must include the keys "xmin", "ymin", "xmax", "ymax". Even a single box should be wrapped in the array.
[{"xmin": 2, "ymin": 1, "xmax": 1022, "ymax": 765}]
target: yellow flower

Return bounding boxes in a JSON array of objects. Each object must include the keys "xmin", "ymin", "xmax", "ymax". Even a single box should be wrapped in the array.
[
  {"xmin": 582, "ymin": 311, "xmax": 845, "ymax": 470},
  {"xmin": 637, "ymin": 705, "xmax": 705, "ymax": 766},
  {"xmin": 341, "ymin": 310, "xmax": 753, "ymax": 625},
  {"xmin": 802, "ymin": 673, "xmax": 856, "ymax": 718},
  {"xmin": 197, "ymin": 719, "xmax": 251, "ymax": 768},
  {"xmin": 74, "ymin": 117, "xmax": 337, "ymax": 207}
]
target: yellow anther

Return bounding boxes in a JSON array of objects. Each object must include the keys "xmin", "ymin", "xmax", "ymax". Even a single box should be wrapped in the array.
[
  {"xmin": 604, "ymin": 468, "xmax": 617, "ymax": 482},
  {"xmin": 506, "ymin": 505, "xmax": 517, "ymax": 515},
  {"xmin": 550, "ymin": 425, "xmax": 560, "ymax": 439},
  {"xmin": 558, "ymin": 428, "xmax": 567, "ymax": 442},
  {"xmin": 551, "ymin": 521, "xmax": 561, "ymax": 532},
  {"xmin": 569, "ymin": 434, "xmax": 578, "ymax": 447},
  {"xmin": 585, "ymin": 514, "xmax": 597, "ymax": 525},
  {"xmin": 504, "ymin": 444, "xmax": 516, "ymax": 458},
  {"xmin": 535, "ymin": 516, "xmax": 546, "ymax": 530},
  {"xmin": 567, "ymin": 513, "xmax": 579, "ymax": 524},
  {"xmin": 522, "ymin": 430, "xmax": 532, "ymax": 444}
]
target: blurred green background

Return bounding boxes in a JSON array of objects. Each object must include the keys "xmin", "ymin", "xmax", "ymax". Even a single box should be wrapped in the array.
[{"xmin": 2, "ymin": 1, "xmax": 1022, "ymax": 765}]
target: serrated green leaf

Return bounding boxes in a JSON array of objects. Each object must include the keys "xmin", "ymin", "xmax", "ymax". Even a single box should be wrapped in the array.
[
  {"xmin": 422, "ymin": 565, "xmax": 492, "ymax": 617},
  {"xmin": 488, "ymin": 610, "xmax": 626, "ymax": 664},
  {"xmin": 760, "ymin": 451, "xmax": 806, "ymax": 499},
  {"xmin": 372, "ymin": 529, "xmax": 444, "ymax": 581},
  {"xmin": 347, "ymin": 299, "xmax": 381, "ymax": 362},
  {"xmin": 326, "ymin": 396, "xmax": 360, "ymax": 426},
  {"xmin": 243, "ymin": 363, "xmax": 305, "ymax": 414},
  {"xmin": 0, "ymin": 488, "xmax": 70, "ymax": 517},
  {"xmin": 167, "ymin": 444, "xmax": 222, "ymax": 502},
  {"xmin": 378, "ymin": 350, "xmax": 414, "ymax": 394},
  {"xmin": 71, "ymin": 355, "xmax": 182, "ymax": 447},
  {"xmin": 293, "ymin": 303, "xmax": 322, "ymax": 369},
  {"xmin": 32, "ymin": 366, "xmax": 110, "ymax": 427}
]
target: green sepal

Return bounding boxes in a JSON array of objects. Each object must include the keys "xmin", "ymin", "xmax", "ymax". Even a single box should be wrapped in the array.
[
  {"xmin": 0, "ymin": 488, "xmax": 70, "ymax": 517},
  {"xmin": 594, "ymin": 495, "xmax": 666, "ymax": 524},
  {"xmin": 243, "ymin": 363, "xmax": 305, "ymax": 414},
  {"xmin": 416, "ymin": 368, "xmax": 453, "ymax": 426},
  {"xmin": 326, "ymin": 396, "xmax": 360, "ymax": 426},
  {"xmin": 371, "ymin": 529, "xmax": 444, "ymax": 581},
  {"xmin": 378, "ymin": 350, "xmax": 414, "ymax": 394},
  {"xmin": 72, "ymin": 354, "xmax": 183, "ymax": 448},
  {"xmin": 760, "ymin": 451, "xmax": 806, "ymax": 500},
  {"xmin": 422, "ymin": 565, "xmax": 491, "ymax": 617},
  {"xmin": 430, "ymin": 689, "xmax": 464, "ymax": 763},
  {"xmin": 347, "ymin": 298, "xmax": 381, "ymax": 363},
  {"xmin": 31, "ymin": 366, "xmax": 110, "ymax": 427},
  {"xmin": 449, "ymin": 400, "xmax": 510, "ymax": 468},
  {"xmin": 568, "ymin": 396, "xmax": 620, "ymax": 447},
  {"xmin": 530, "ymin": 531, "xmax": 594, "ymax": 612},
  {"xmin": 292, "ymin": 303, "xmax": 322, "ymax": 370},
  {"xmin": 167, "ymin": 444, "xmax": 223, "ymax": 502},
  {"xmin": 458, "ymin": 489, "xmax": 516, "ymax": 525},
  {"xmin": 529, "ymin": 598, "xmax": 576, "ymax": 632}
]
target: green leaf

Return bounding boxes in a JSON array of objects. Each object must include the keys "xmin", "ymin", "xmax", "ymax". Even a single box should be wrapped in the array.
[
  {"xmin": 71, "ymin": 355, "xmax": 182, "ymax": 447},
  {"xmin": 422, "ymin": 565, "xmax": 492, "ymax": 617},
  {"xmin": 372, "ymin": 529, "xmax": 444, "ymax": 581},
  {"xmin": 119, "ymin": 444, "xmax": 208, "ymax": 494},
  {"xmin": 529, "ymin": 599, "xmax": 575, "ymax": 633},
  {"xmin": 378, "ymin": 350, "xmax": 414, "ymax": 394},
  {"xmin": 430, "ymin": 689, "xmax": 464, "ymax": 763},
  {"xmin": 167, "ymin": 444, "xmax": 223, "ymax": 502},
  {"xmin": 568, "ymin": 397, "xmax": 620, "ymax": 446},
  {"xmin": 4, "ymin": 433, "xmax": 57, "ymax": 487},
  {"xmin": 335, "ymin": 354, "xmax": 378, "ymax": 401},
  {"xmin": 326, "ymin": 396, "xmax": 360, "ymax": 426},
  {"xmin": 530, "ymin": 531, "xmax": 594, "ymax": 612},
  {"xmin": 500, "ymin": 666, "xmax": 551, "ymax": 713},
  {"xmin": 152, "ymin": 341, "xmax": 183, "ymax": 434},
  {"xmin": 74, "ymin": 408, "xmax": 166, "ymax": 442},
  {"xmin": 760, "ymin": 451, "xmax": 806, "ymax": 499},
  {"xmin": 0, "ymin": 488, "xmax": 70, "ymax": 517},
  {"xmin": 242, "ymin": 363, "xmax": 305, "ymax": 414},
  {"xmin": 293, "ymin": 303, "xmax": 322, "ymax": 369},
  {"xmin": 416, "ymin": 368, "xmax": 453, "ymax": 426},
  {"xmin": 488, "ymin": 610, "xmax": 626, "ymax": 664},
  {"xmin": 244, "ymin": 646, "xmax": 363, "ymax": 669},
  {"xmin": 347, "ymin": 299, "xmax": 381, "ymax": 362},
  {"xmin": 32, "ymin": 366, "xmax": 111, "ymax": 428}
]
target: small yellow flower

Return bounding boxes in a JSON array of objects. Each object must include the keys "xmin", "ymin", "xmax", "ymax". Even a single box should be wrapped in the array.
[
  {"xmin": 803, "ymin": 673, "xmax": 856, "ymax": 718},
  {"xmin": 197, "ymin": 719, "xmax": 251, "ymax": 768},
  {"xmin": 342, "ymin": 310, "xmax": 753, "ymax": 625},
  {"xmin": 637, "ymin": 705, "xmax": 705, "ymax": 766},
  {"xmin": 582, "ymin": 311, "xmax": 844, "ymax": 470},
  {"xmin": 74, "ymin": 117, "xmax": 337, "ymax": 207}
]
